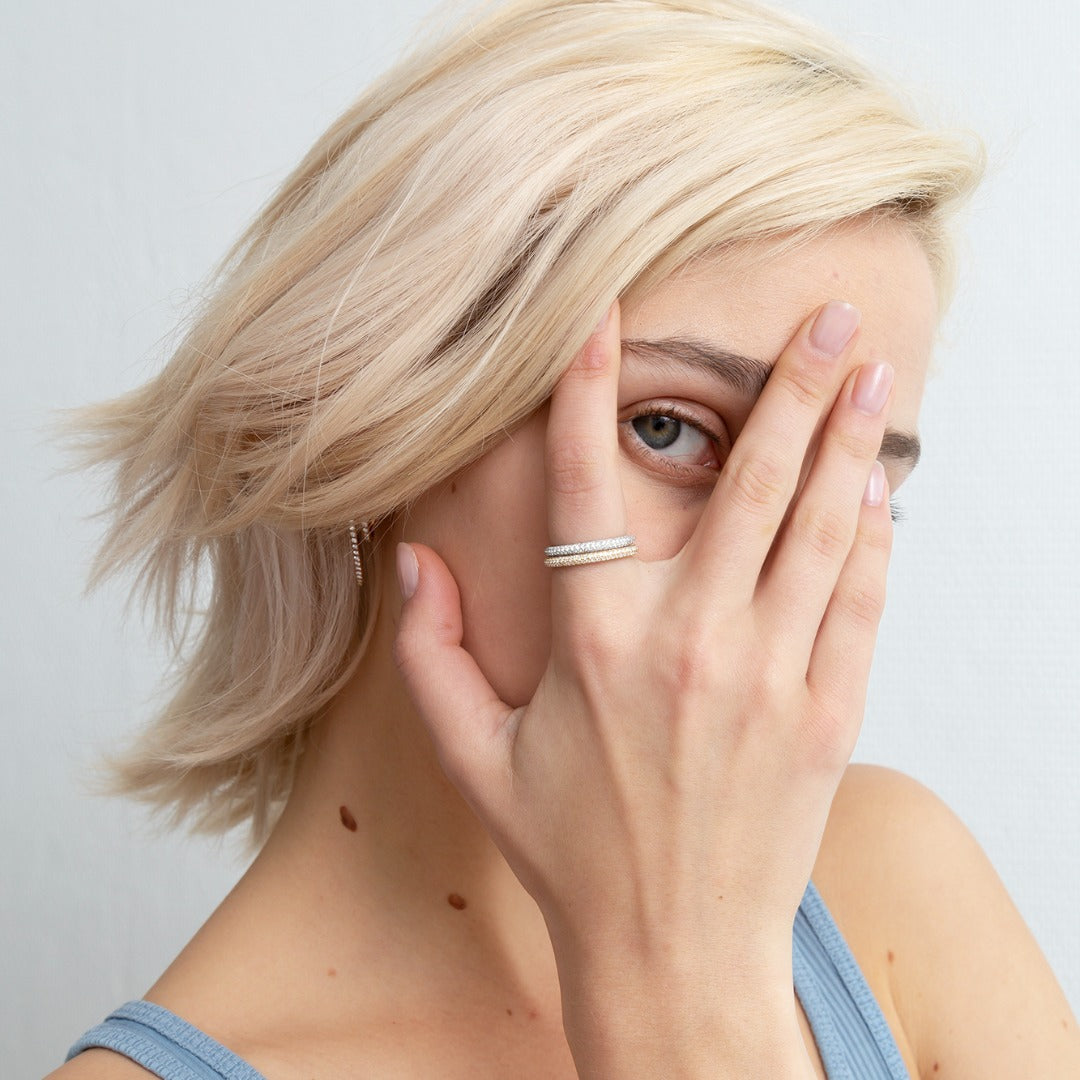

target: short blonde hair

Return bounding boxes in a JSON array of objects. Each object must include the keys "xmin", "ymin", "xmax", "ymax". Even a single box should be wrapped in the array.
[{"xmin": 66, "ymin": 0, "xmax": 983, "ymax": 841}]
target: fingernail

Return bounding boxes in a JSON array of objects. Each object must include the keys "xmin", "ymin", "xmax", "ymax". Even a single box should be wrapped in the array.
[
  {"xmin": 396, "ymin": 542, "xmax": 419, "ymax": 600},
  {"xmin": 863, "ymin": 461, "xmax": 886, "ymax": 506},
  {"xmin": 809, "ymin": 301, "xmax": 860, "ymax": 357},
  {"xmin": 852, "ymin": 361, "xmax": 894, "ymax": 415}
]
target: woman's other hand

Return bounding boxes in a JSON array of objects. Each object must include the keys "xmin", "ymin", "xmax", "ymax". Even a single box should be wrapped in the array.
[{"xmin": 393, "ymin": 298, "xmax": 893, "ymax": 1078}]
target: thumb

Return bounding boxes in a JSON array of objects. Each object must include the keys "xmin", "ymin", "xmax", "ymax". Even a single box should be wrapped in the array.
[{"xmin": 392, "ymin": 541, "xmax": 512, "ymax": 806}]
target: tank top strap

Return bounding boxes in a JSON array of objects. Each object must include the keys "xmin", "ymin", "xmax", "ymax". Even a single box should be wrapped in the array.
[
  {"xmin": 793, "ymin": 879, "xmax": 910, "ymax": 1079},
  {"xmin": 66, "ymin": 999, "xmax": 266, "ymax": 1080}
]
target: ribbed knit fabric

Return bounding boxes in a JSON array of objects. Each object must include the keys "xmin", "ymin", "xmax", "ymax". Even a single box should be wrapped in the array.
[
  {"xmin": 67, "ymin": 880, "xmax": 908, "ymax": 1079},
  {"xmin": 793, "ymin": 879, "xmax": 910, "ymax": 1078},
  {"xmin": 66, "ymin": 1000, "xmax": 264, "ymax": 1080}
]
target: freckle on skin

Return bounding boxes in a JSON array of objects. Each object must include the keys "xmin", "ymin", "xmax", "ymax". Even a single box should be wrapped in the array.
[
  {"xmin": 933, "ymin": 1063, "xmax": 939, "ymax": 1072},
  {"xmin": 327, "ymin": 968, "xmax": 336, "ymax": 977},
  {"xmin": 529, "ymin": 1009, "xmax": 538, "ymax": 1020},
  {"xmin": 451, "ymin": 481, "xmax": 457, "ymax": 494},
  {"xmin": 506, "ymin": 1008, "xmax": 513, "ymax": 1016},
  {"xmin": 448, "ymin": 893, "xmax": 467, "ymax": 910},
  {"xmin": 887, "ymin": 949, "xmax": 895, "ymax": 964},
  {"xmin": 339, "ymin": 805, "xmax": 358, "ymax": 831}
]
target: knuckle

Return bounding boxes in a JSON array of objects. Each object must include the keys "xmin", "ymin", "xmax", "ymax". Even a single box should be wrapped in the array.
[
  {"xmin": 828, "ymin": 424, "xmax": 883, "ymax": 464},
  {"xmin": 777, "ymin": 362, "xmax": 830, "ymax": 412},
  {"xmin": 834, "ymin": 577, "xmax": 886, "ymax": 628},
  {"xmin": 562, "ymin": 619, "xmax": 621, "ymax": 675},
  {"xmin": 792, "ymin": 505, "xmax": 853, "ymax": 563},
  {"xmin": 725, "ymin": 452, "xmax": 789, "ymax": 514},
  {"xmin": 856, "ymin": 515, "xmax": 894, "ymax": 555},
  {"xmin": 572, "ymin": 337, "xmax": 613, "ymax": 377},
  {"xmin": 748, "ymin": 657, "xmax": 788, "ymax": 710},
  {"xmin": 547, "ymin": 438, "xmax": 605, "ymax": 498},
  {"xmin": 801, "ymin": 704, "xmax": 854, "ymax": 772},
  {"xmin": 669, "ymin": 629, "xmax": 716, "ymax": 695},
  {"xmin": 391, "ymin": 624, "xmax": 418, "ymax": 674}
]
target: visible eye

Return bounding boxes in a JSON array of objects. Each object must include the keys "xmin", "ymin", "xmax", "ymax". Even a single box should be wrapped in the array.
[{"xmin": 619, "ymin": 401, "xmax": 727, "ymax": 481}]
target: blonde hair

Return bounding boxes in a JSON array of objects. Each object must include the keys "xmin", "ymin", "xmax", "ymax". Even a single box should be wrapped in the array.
[{"xmin": 65, "ymin": 0, "xmax": 983, "ymax": 841}]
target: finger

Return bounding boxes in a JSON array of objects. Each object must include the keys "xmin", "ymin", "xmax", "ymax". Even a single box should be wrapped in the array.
[
  {"xmin": 545, "ymin": 301, "xmax": 634, "ymax": 615},
  {"xmin": 758, "ymin": 360, "xmax": 894, "ymax": 669},
  {"xmin": 680, "ymin": 301, "xmax": 860, "ymax": 604},
  {"xmin": 392, "ymin": 541, "xmax": 512, "ymax": 816},
  {"xmin": 804, "ymin": 464, "xmax": 893, "ymax": 745}
]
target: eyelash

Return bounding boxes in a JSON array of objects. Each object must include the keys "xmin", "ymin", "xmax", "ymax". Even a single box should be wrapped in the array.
[
  {"xmin": 622, "ymin": 403, "xmax": 724, "ymax": 482},
  {"xmin": 626, "ymin": 405, "xmax": 906, "ymax": 525}
]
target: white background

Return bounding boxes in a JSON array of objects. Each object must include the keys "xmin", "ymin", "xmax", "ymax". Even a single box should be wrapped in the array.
[{"xmin": 3, "ymin": 1, "xmax": 1077, "ymax": 1074}]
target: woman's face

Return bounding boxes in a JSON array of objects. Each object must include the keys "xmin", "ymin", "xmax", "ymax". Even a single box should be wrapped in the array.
[{"xmin": 392, "ymin": 220, "xmax": 938, "ymax": 707}]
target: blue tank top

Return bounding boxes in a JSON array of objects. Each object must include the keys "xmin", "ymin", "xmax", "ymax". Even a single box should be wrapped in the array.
[{"xmin": 66, "ymin": 879, "xmax": 909, "ymax": 1079}]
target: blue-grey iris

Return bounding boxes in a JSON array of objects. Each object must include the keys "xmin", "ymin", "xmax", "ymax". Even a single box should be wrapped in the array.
[{"xmin": 632, "ymin": 415, "xmax": 681, "ymax": 450}]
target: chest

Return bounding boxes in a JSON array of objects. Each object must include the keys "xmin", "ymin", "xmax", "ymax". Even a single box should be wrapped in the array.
[{"xmin": 238, "ymin": 992, "xmax": 913, "ymax": 1080}]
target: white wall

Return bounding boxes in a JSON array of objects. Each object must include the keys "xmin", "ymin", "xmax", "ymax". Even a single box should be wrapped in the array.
[{"xmin": 3, "ymin": 1, "xmax": 1077, "ymax": 1074}]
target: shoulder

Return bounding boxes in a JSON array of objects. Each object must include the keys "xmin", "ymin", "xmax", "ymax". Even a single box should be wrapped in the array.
[
  {"xmin": 818, "ymin": 761, "xmax": 950, "ymax": 887},
  {"xmin": 815, "ymin": 763, "xmax": 1080, "ymax": 1078},
  {"xmin": 812, "ymin": 762, "xmax": 964, "ymax": 962},
  {"xmin": 45, "ymin": 1049, "xmax": 158, "ymax": 1079}
]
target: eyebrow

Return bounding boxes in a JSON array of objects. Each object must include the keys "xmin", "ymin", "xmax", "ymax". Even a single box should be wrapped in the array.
[{"xmin": 622, "ymin": 335, "xmax": 921, "ymax": 471}]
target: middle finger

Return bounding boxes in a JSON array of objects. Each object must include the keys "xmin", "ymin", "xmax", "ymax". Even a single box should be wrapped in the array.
[{"xmin": 679, "ymin": 300, "xmax": 862, "ymax": 601}]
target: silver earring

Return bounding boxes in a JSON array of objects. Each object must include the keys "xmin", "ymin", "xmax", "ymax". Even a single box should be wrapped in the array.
[{"xmin": 348, "ymin": 519, "xmax": 372, "ymax": 586}]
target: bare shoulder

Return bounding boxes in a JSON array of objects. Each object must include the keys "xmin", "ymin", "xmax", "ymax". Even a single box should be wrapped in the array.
[
  {"xmin": 814, "ymin": 763, "xmax": 1080, "ymax": 1078},
  {"xmin": 44, "ymin": 1050, "xmax": 158, "ymax": 1079}
]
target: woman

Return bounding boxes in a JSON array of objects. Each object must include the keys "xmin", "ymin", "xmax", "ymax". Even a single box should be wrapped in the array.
[{"xmin": 50, "ymin": 0, "xmax": 1079, "ymax": 1076}]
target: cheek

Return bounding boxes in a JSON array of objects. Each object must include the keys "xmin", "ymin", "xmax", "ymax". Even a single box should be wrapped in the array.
[
  {"xmin": 419, "ymin": 430, "xmax": 720, "ymax": 705},
  {"xmin": 424, "ymin": 425, "xmax": 554, "ymax": 709},
  {"xmin": 621, "ymin": 466, "xmax": 715, "ymax": 561},
  {"xmin": 458, "ymin": 518, "xmax": 552, "ymax": 709},
  {"xmin": 455, "ymin": 465, "xmax": 713, "ymax": 704}
]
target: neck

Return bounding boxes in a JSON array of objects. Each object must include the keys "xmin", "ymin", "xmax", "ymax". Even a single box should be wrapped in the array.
[{"xmin": 243, "ymin": 571, "xmax": 560, "ymax": 1008}]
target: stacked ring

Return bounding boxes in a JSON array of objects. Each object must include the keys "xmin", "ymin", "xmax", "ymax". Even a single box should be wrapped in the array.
[{"xmin": 544, "ymin": 534, "xmax": 637, "ymax": 568}]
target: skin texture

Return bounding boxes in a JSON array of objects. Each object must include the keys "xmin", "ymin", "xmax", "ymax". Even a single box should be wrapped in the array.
[
  {"xmin": 395, "ymin": 222, "xmax": 931, "ymax": 713},
  {"xmin": 48, "ymin": 220, "xmax": 1080, "ymax": 1079},
  {"xmin": 386, "ymin": 218, "xmax": 927, "ymax": 1077}
]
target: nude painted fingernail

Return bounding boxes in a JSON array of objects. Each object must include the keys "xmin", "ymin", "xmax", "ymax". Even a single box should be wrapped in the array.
[
  {"xmin": 809, "ymin": 301, "xmax": 860, "ymax": 357},
  {"xmin": 396, "ymin": 542, "xmax": 419, "ymax": 600},
  {"xmin": 863, "ymin": 461, "xmax": 886, "ymax": 506},
  {"xmin": 852, "ymin": 361, "xmax": 894, "ymax": 415}
]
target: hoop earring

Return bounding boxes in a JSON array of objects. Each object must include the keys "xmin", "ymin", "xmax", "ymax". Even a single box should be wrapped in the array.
[{"xmin": 348, "ymin": 519, "xmax": 372, "ymax": 586}]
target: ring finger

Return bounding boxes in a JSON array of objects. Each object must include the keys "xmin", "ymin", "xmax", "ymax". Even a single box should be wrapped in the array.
[
  {"xmin": 545, "ymin": 301, "xmax": 635, "ymax": 625},
  {"xmin": 758, "ymin": 358, "xmax": 894, "ymax": 668}
]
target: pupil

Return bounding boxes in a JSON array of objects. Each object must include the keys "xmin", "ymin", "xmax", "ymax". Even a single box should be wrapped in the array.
[{"xmin": 633, "ymin": 415, "xmax": 681, "ymax": 449}]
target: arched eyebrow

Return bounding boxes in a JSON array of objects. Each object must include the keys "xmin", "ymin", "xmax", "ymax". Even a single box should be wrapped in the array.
[
  {"xmin": 623, "ymin": 336, "xmax": 773, "ymax": 396},
  {"xmin": 622, "ymin": 335, "xmax": 921, "ymax": 472}
]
